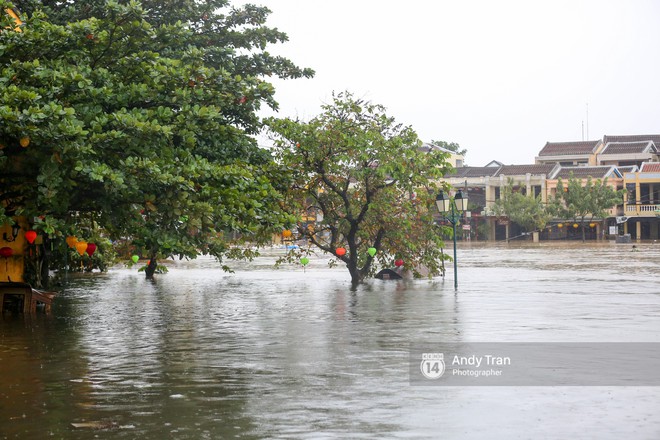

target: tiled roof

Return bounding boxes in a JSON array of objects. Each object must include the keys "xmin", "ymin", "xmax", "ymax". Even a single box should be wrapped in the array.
[
  {"xmin": 494, "ymin": 164, "xmax": 556, "ymax": 177},
  {"xmin": 538, "ymin": 140, "xmax": 599, "ymax": 156},
  {"xmin": 551, "ymin": 166, "xmax": 615, "ymax": 179},
  {"xmin": 603, "ymin": 134, "xmax": 660, "ymax": 145},
  {"xmin": 616, "ymin": 166, "xmax": 638, "ymax": 173},
  {"xmin": 640, "ymin": 162, "xmax": 660, "ymax": 172},
  {"xmin": 600, "ymin": 141, "xmax": 656, "ymax": 155},
  {"xmin": 445, "ymin": 166, "xmax": 499, "ymax": 178}
]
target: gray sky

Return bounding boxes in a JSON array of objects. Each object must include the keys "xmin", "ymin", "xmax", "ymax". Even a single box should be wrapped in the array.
[{"xmin": 246, "ymin": 0, "xmax": 660, "ymax": 165}]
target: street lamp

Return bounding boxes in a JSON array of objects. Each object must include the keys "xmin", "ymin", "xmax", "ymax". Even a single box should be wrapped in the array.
[{"xmin": 436, "ymin": 189, "xmax": 468, "ymax": 289}]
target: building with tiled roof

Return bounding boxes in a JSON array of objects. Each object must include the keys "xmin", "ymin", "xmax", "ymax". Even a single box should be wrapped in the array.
[
  {"xmin": 597, "ymin": 140, "xmax": 659, "ymax": 167},
  {"xmin": 494, "ymin": 164, "xmax": 558, "ymax": 177},
  {"xmin": 549, "ymin": 166, "xmax": 620, "ymax": 180},
  {"xmin": 603, "ymin": 134, "xmax": 660, "ymax": 145},
  {"xmin": 536, "ymin": 140, "xmax": 602, "ymax": 166},
  {"xmin": 640, "ymin": 162, "xmax": 660, "ymax": 173}
]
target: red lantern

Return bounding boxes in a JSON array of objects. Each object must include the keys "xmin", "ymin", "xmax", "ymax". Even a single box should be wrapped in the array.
[
  {"xmin": 25, "ymin": 230, "xmax": 37, "ymax": 244},
  {"xmin": 86, "ymin": 243, "xmax": 97, "ymax": 256},
  {"xmin": 395, "ymin": 259, "xmax": 404, "ymax": 267},
  {"xmin": 336, "ymin": 247, "xmax": 346, "ymax": 256},
  {"xmin": 0, "ymin": 247, "xmax": 13, "ymax": 258}
]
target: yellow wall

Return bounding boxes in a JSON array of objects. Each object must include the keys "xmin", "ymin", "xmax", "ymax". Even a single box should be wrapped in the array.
[{"xmin": 0, "ymin": 218, "xmax": 28, "ymax": 282}]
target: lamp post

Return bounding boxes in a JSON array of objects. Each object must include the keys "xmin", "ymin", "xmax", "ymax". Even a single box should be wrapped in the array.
[{"xmin": 436, "ymin": 189, "xmax": 468, "ymax": 290}]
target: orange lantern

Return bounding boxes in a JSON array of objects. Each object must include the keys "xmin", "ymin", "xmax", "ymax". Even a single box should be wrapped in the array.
[
  {"xmin": 336, "ymin": 247, "xmax": 346, "ymax": 256},
  {"xmin": 19, "ymin": 136, "xmax": 30, "ymax": 148},
  {"xmin": 66, "ymin": 236, "xmax": 78, "ymax": 248},
  {"xmin": 282, "ymin": 229, "xmax": 292, "ymax": 238},
  {"xmin": 75, "ymin": 241, "xmax": 88, "ymax": 256},
  {"xmin": 25, "ymin": 230, "xmax": 37, "ymax": 244}
]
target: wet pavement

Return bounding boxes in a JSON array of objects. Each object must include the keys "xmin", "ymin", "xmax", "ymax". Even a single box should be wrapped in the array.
[{"xmin": 1, "ymin": 241, "xmax": 659, "ymax": 439}]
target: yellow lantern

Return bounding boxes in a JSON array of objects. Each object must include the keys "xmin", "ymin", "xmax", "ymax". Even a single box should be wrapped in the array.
[
  {"xmin": 66, "ymin": 235, "xmax": 78, "ymax": 248},
  {"xmin": 557, "ymin": 223, "xmax": 563, "ymax": 228},
  {"xmin": 573, "ymin": 223, "xmax": 579, "ymax": 228},
  {"xmin": 75, "ymin": 241, "xmax": 88, "ymax": 256},
  {"xmin": 19, "ymin": 136, "xmax": 30, "ymax": 148},
  {"xmin": 589, "ymin": 222, "xmax": 596, "ymax": 228},
  {"xmin": 282, "ymin": 229, "xmax": 292, "ymax": 238}
]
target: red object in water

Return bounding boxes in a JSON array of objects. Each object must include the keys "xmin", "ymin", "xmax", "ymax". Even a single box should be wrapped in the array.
[
  {"xmin": 86, "ymin": 243, "xmax": 97, "ymax": 256},
  {"xmin": 25, "ymin": 230, "xmax": 37, "ymax": 244},
  {"xmin": 0, "ymin": 247, "xmax": 13, "ymax": 258},
  {"xmin": 336, "ymin": 247, "xmax": 346, "ymax": 256},
  {"xmin": 394, "ymin": 259, "xmax": 404, "ymax": 267}
]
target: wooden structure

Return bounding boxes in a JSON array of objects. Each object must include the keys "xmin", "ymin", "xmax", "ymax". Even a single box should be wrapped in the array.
[{"xmin": 0, "ymin": 282, "xmax": 55, "ymax": 313}]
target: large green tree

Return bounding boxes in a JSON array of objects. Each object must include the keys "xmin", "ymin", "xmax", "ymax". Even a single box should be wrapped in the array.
[
  {"xmin": 551, "ymin": 174, "xmax": 623, "ymax": 241},
  {"xmin": 267, "ymin": 92, "xmax": 453, "ymax": 285},
  {"xmin": 0, "ymin": 0, "xmax": 312, "ymax": 281}
]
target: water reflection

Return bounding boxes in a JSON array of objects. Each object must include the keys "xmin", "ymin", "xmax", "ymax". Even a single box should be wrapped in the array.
[{"xmin": 1, "ymin": 242, "xmax": 659, "ymax": 439}]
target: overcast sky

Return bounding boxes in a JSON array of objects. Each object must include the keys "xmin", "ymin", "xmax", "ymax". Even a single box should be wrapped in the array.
[{"xmin": 244, "ymin": 0, "xmax": 660, "ymax": 166}]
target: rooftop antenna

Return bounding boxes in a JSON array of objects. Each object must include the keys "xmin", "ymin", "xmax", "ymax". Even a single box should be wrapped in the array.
[
  {"xmin": 581, "ymin": 121, "xmax": 584, "ymax": 141},
  {"xmin": 586, "ymin": 103, "xmax": 589, "ymax": 139}
]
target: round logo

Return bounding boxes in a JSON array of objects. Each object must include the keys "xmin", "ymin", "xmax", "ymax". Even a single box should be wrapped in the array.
[{"xmin": 420, "ymin": 353, "xmax": 445, "ymax": 379}]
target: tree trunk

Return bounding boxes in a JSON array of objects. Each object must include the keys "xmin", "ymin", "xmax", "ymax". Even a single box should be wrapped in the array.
[{"xmin": 145, "ymin": 255, "xmax": 158, "ymax": 279}]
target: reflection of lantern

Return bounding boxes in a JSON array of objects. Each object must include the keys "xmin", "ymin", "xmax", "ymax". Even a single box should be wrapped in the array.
[
  {"xmin": 0, "ymin": 247, "xmax": 13, "ymax": 258},
  {"xmin": 25, "ymin": 230, "xmax": 37, "ymax": 244},
  {"xmin": 86, "ymin": 243, "xmax": 97, "ymax": 256},
  {"xmin": 75, "ymin": 241, "xmax": 88, "ymax": 256},
  {"xmin": 66, "ymin": 236, "xmax": 78, "ymax": 248},
  {"xmin": 336, "ymin": 247, "xmax": 346, "ymax": 256},
  {"xmin": 557, "ymin": 223, "xmax": 563, "ymax": 228},
  {"xmin": 395, "ymin": 259, "xmax": 404, "ymax": 267},
  {"xmin": 282, "ymin": 229, "xmax": 292, "ymax": 238},
  {"xmin": 573, "ymin": 223, "xmax": 579, "ymax": 229},
  {"xmin": 589, "ymin": 222, "xmax": 596, "ymax": 228}
]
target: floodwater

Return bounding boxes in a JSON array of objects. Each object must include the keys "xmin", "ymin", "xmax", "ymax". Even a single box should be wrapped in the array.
[{"xmin": 1, "ymin": 241, "xmax": 659, "ymax": 439}]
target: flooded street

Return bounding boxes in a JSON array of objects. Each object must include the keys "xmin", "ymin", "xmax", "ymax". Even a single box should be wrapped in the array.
[{"xmin": 1, "ymin": 242, "xmax": 659, "ymax": 439}]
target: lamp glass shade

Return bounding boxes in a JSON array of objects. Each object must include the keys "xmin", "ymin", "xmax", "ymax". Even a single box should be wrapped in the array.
[
  {"xmin": 454, "ymin": 190, "xmax": 468, "ymax": 211},
  {"xmin": 435, "ymin": 192, "xmax": 450, "ymax": 213}
]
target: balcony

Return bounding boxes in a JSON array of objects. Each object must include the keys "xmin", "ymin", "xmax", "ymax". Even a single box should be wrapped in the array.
[{"xmin": 625, "ymin": 204, "xmax": 660, "ymax": 217}]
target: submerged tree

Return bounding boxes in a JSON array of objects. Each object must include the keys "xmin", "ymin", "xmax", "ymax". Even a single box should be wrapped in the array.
[
  {"xmin": 492, "ymin": 179, "xmax": 550, "ymax": 240},
  {"xmin": 0, "ymin": 0, "xmax": 312, "ymax": 281},
  {"xmin": 551, "ymin": 174, "xmax": 623, "ymax": 242},
  {"xmin": 267, "ymin": 92, "xmax": 453, "ymax": 285}
]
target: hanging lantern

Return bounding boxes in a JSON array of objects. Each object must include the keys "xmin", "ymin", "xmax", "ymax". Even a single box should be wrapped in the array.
[
  {"xmin": 25, "ymin": 230, "xmax": 37, "ymax": 244},
  {"xmin": 75, "ymin": 241, "xmax": 88, "ymax": 256},
  {"xmin": 573, "ymin": 223, "xmax": 579, "ymax": 229},
  {"xmin": 300, "ymin": 257, "xmax": 309, "ymax": 266},
  {"xmin": 557, "ymin": 223, "xmax": 563, "ymax": 228},
  {"xmin": 131, "ymin": 255, "xmax": 140, "ymax": 263},
  {"xmin": 0, "ymin": 247, "xmax": 13, "ymax": 258},
  {"xmin": 367, "ymin": 247, "xmax": 377, "ymax": 257},
  {"xmin": 282, "ymin": 229, "xmax": 292, "ymax": 238},
  {"xmin": 86, "ymin": 243, "xmax": 97, "ymax": 256},
  {"xmin": 66, "ymin": 236, "xmax": 78, "ymax": 248},
  {"xmin": 589, "ymin": 222, "xmax": 596, "ymax": 228},
  {"xmin": 335, "ymin": 247, "xmax": 346, "ymax": 256},
  {"xmin": 395, "ymin": 259, "xmax": 404, "ymax": 268},
  {"xmin": 20, "ymin": 136, "xmax": 30, "ymax": 148}
]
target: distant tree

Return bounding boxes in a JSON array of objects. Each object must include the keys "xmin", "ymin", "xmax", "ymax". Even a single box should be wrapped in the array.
[
  {"xmin": 551, "ymin": 174, "xmax": 624, "ymax": 242},
  {"xmin": 430, "ymin": 140, "xmax": 467, "ymax": 157},
  {"xmin": 492, "ymin": 179, "xmax": 550, "ymax": 239},
  {"xmin": 267, "ymin": 92, "xmax": 454, "ymax": 285}
]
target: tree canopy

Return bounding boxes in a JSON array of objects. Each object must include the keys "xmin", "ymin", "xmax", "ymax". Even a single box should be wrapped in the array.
[
  {"xmin": 267, "ymin": 92, "xmax": 453, "ymax": 285},
  {"xmin": 492, "ymin": 179, "xmax": 550, "ymax": 238},
  {"xmin": 0, "ymin": 0, "xmax": 312, "ymax": 280},
  {"xmin": 551, "ymin": 174, "xmax": 623, "ymax": 241}
]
